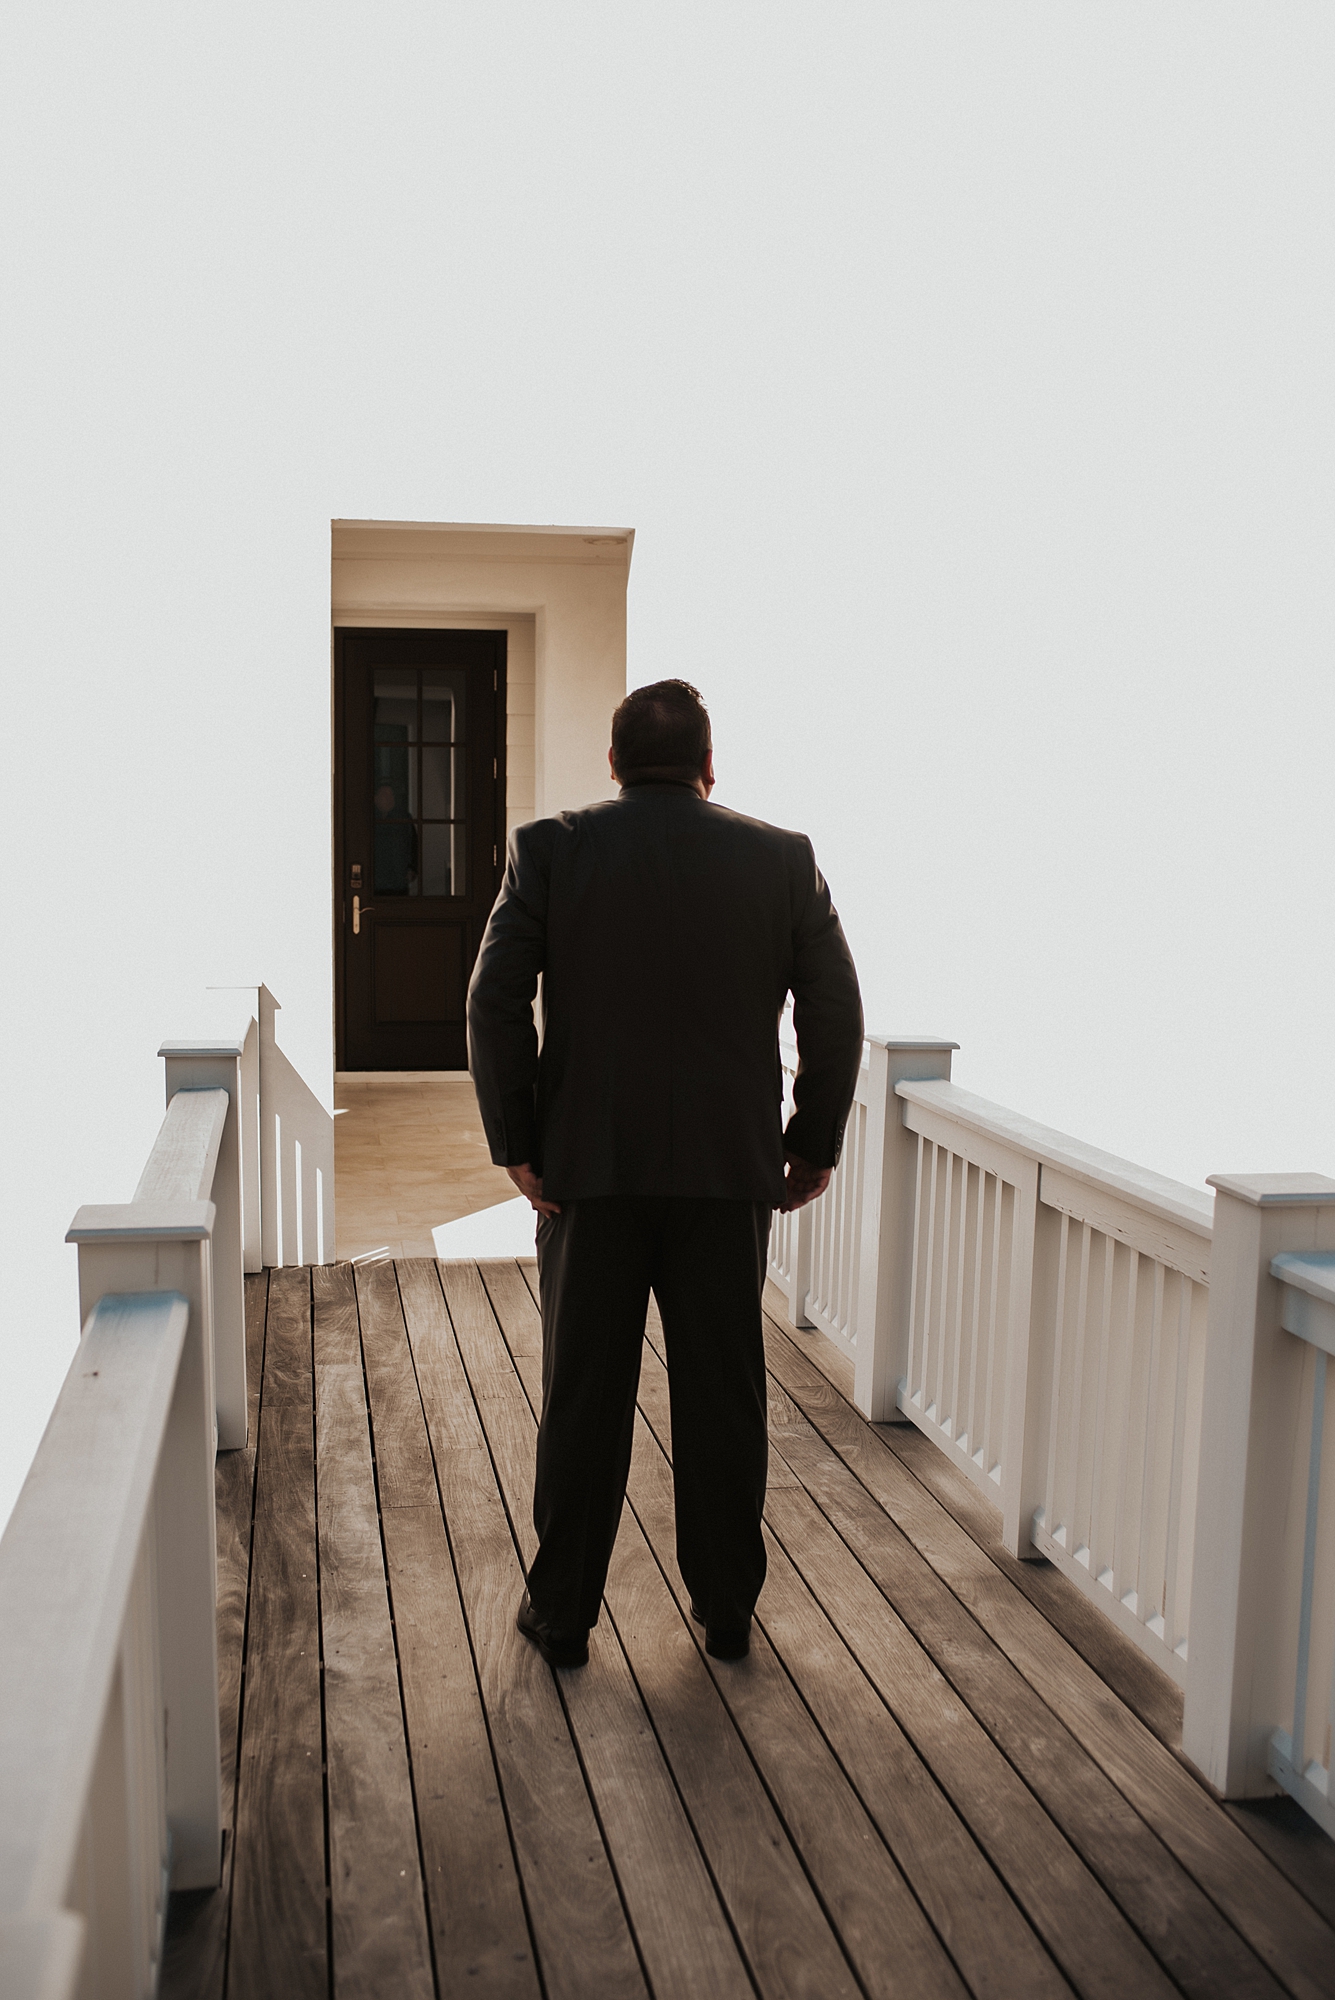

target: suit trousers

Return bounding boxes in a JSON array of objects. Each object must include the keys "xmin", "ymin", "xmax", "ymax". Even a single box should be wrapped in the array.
[{"xmin": 528, "ymin": 1196, "xmax": 771, "ymax": 1637}]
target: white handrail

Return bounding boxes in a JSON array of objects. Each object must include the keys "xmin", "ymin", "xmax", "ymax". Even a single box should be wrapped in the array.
[
  {"xmin": 895, "ymin": 1078, "xmax": 1214, "ymax": 1240},
  {"xmin": 0, "ymin": 1293, "xmax": 191, "ymax": 2000},
  {"xmin": 134, "ymin": 1088, "xmax": 229, "ymax": 1206}
]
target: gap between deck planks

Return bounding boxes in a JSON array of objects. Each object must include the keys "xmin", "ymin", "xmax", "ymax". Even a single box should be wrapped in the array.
[{"xmin": 161, "ymin": 1257, "xmax": 1335, "ymax": 2000}]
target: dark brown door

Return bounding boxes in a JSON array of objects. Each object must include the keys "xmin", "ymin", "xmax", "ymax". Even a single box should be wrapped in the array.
[{"xmin": 336, "ymin": 628, "xmax": 506, "ymax": 1069}]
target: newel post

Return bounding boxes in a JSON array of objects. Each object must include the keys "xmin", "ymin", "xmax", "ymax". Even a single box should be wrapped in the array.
[
  {"xmin": 853, "ymin": 1037, "xmax": 958, "ymax": 1422},
  {"xmin": 64, "ymin": 1204, "xmax": 223, "ymax": 1889},
  {"xmin": 159, "ymin": 1034, "xmax": 249, "ymax": 1451},
  {"xmin": 205, "ymin": 989, "xmax": 264, "ymax": 1273},
  {"xmin": 1182, "ymin": 1172, "xmax": 1335, "ymax": 1798}
]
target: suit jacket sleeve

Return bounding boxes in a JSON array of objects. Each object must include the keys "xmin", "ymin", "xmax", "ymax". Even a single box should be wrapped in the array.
[
  {"xmin": 466, "ymin": 821, "xmax": 552, "ymax": 1167},
  {"xmin": 782, "ymin": 835, "xmax": 864, "ymax": 1169}
]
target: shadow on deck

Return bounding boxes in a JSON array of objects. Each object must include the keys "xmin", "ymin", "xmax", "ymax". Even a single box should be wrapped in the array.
[{"xmin": 163, "ymin": 1260, "xmax": 1335, "ymax": 2000}]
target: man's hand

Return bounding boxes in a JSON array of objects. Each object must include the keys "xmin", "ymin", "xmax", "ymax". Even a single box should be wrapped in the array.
[
  {"xmin": 507, "ymin": 1163, "xmax": 561, "ymax": 1219},
  {"xmin": 779, "ymin": 1152, "xmax": 831, "ymax": 1212}
]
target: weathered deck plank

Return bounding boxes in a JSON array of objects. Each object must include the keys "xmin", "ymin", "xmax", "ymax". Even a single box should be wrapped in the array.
[
  {"xmin": 313, "ymin": 1262, "xmax": 435, "ymax": 1998},
  {"xmin": 416, "ymin": 1261, "xmax": 648, "ymax": 1999},
  {"xmin": 228, "ymin": 1265, "xmax": 328, "ymax": 1998},
  {"xmin": 362, "ymin": 1259, "xmax": 541, "ymax": 1996}
]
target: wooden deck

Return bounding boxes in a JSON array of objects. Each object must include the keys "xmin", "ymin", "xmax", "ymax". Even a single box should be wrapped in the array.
[{"xmin": 162, "ymin": 1258, "xmax": 1335, "ymax": 2000}]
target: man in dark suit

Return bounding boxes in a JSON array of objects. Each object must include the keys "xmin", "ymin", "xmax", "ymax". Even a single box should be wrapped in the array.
[{"xmin": 467, "ymin": 679, "xmax": 863, "ymax": 1667}]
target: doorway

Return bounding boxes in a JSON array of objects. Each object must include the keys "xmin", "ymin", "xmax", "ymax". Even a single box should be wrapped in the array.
[{"xmin": 335, "ymin": 627, "xmax": 507, "ymax": 1070}]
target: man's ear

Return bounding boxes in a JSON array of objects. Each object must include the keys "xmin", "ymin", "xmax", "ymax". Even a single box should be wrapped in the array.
[
  {"xmin": 702, "ymin": 749, "xmax": 716, "ymax": 792},
  {"xmin": 608, "ymin": 746, "xmax": 618, "ymax": 780}
]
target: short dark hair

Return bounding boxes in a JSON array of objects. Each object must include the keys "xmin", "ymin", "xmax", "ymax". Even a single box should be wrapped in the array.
[{"xmin": 610, "ymin": 679, "xmax": 711, "ymax": 782}]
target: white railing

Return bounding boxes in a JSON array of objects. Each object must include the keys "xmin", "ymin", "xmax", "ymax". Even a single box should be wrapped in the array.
[
  {"xmin": 0, "ymin": 985, "xmax": 333, "ymax": 2000},
  {"xmin": 896, "ymin": 1079, "xmax": 1213, "ymax": 1684},
  {"xmin": 768, "ymin": 1014, "xmax": 1335, "ymax": 1827}
]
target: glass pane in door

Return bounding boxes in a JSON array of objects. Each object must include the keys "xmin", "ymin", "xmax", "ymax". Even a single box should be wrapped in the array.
[
  {"xmin": 373, "ymin": 672, "xmax": 418, "ymax": 740},
  {"xmin": 421, "ymin": 822, "xmax": 466, "ymax": 897},
  {"xmin": 421, "ymin": 668, "xmax": 466, "ymax": 743},
  {"xmin": 371, "ymin": 664, "xmax": 471, "ymax": 899},
  {"xmin": 421, "ymin": 745, "xmax": 468, "ymax": 822}
]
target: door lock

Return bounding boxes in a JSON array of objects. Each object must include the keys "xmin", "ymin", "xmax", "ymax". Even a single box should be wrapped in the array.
[{"xmin": 350, "ymin": 864, "xmax": 373, "ymax": 935}]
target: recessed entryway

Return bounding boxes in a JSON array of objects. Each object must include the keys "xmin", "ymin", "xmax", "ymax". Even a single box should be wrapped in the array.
[{"xmin": 330, "ymin": 518, "xmax": 634, "ymax": 1243}]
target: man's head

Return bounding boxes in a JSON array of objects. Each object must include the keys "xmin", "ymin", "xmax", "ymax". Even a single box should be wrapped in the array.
[{"xmin": 609, "ymin": 679, "xmax": 714, "ymax": 792}]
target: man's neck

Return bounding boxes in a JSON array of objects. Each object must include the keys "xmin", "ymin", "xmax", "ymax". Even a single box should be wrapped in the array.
[{"xmin": 617, "ymin": 772, "xmax": 711, "ymax": 799}]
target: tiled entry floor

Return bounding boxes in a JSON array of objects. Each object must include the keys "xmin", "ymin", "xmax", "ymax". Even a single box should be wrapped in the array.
[{"xmin": 334, "ymin": 1072, "xmax": 515, "ymax": 1260}]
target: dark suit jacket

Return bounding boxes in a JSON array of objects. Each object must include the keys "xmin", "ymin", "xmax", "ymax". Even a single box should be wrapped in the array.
[{"xmin": 467, "ymin": 781, "xmax": 864, "ymax": 1205}]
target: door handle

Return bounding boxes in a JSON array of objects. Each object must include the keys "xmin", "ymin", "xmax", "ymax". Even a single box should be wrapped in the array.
[{"xmin": 352, "ymin": 895, "xmax": 375, "ymax": 935}]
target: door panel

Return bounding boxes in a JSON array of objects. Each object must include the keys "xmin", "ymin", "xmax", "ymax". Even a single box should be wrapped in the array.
[
  {"xmin": 337, "ymin": 628, "xmax": 505, "ymax": 1070},
  {"xmin": 372, "ymin": 923, "xmax": 465, "ymax": 1024}
]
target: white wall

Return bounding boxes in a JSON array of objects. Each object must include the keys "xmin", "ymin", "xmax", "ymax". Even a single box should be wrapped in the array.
[{"xmin": 2, "ymin": 3, "xmax": 1333, "ymax": 1528}]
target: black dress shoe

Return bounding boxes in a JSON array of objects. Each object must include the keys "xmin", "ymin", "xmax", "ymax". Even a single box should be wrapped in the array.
[
  {"xmin": 687, "ymin": 1599, "xmax": 750, "ymax": 1661},
  {"xmin": 516, "ymin": 1591, "xmax": 589, "ymax": 1669}
]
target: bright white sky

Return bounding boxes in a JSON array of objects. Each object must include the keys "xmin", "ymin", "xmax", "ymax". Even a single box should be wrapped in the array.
[{"xmin": 2, "ymin": 3, "xmax": 1333, "ymax": 1525}]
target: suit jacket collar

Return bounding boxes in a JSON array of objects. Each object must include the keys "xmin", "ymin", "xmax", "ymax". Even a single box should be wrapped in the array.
[{"xmin": 617, "ymin": 780, "xmax": 705, "ymax": 799}]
